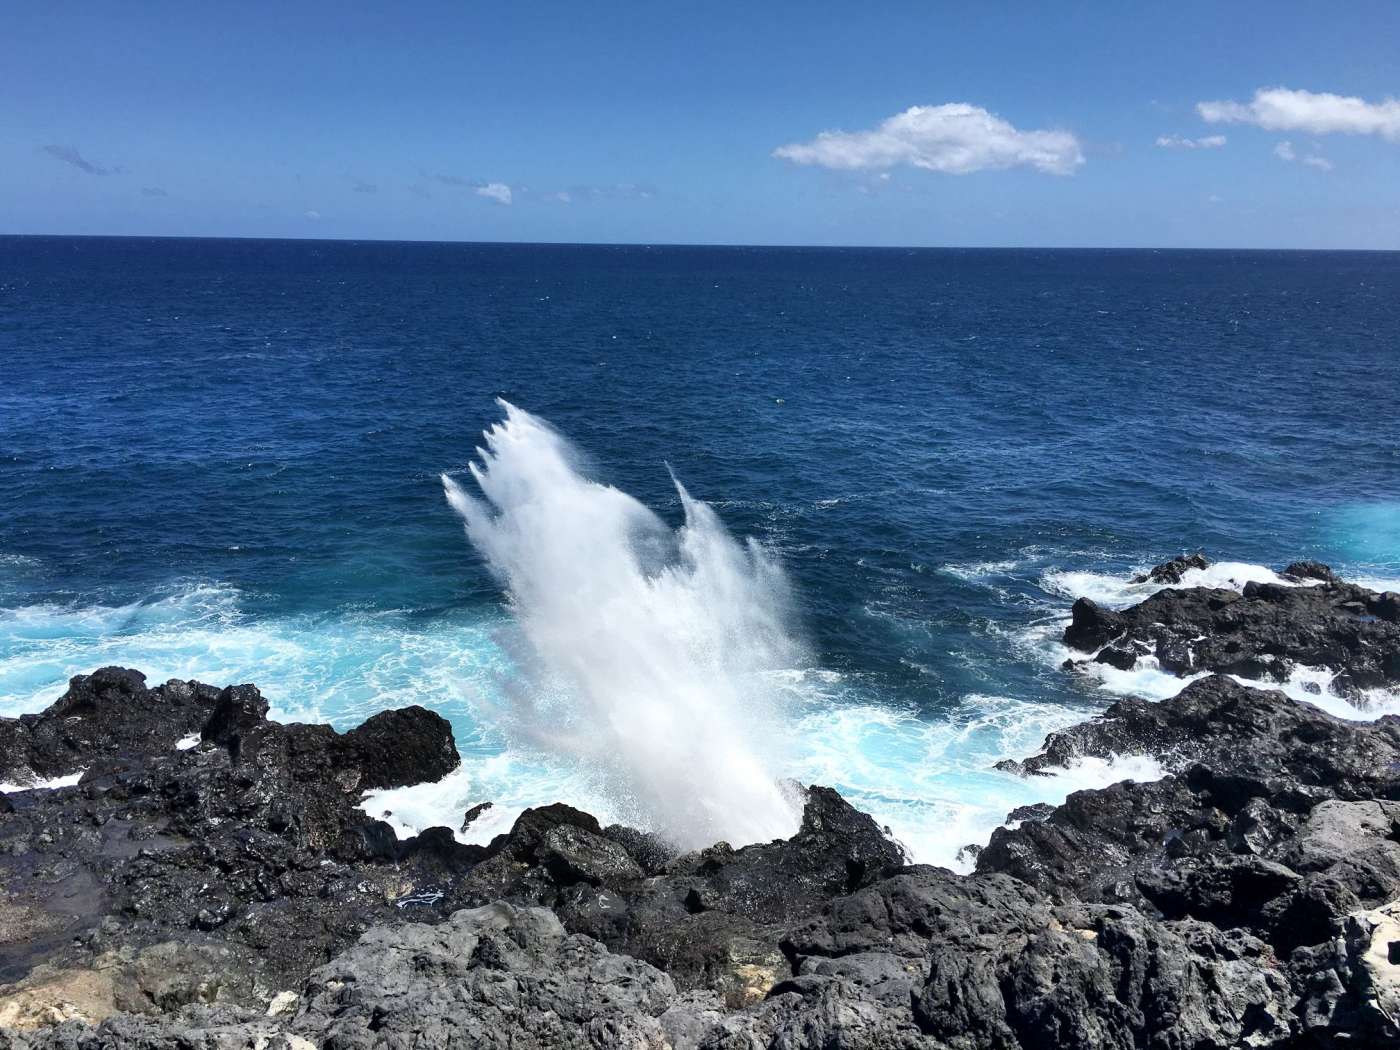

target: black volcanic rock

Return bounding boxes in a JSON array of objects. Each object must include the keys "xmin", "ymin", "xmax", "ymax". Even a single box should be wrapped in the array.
[
  {"xmin": 1281, "ymin": 560, "xmax": 1344, "ymax": 584},
  {"xmin": 1064, "ymin": 597, "xmax": 1125, "ymax": 651},
  {"xmin": 978, "ymin": 674, "xmax": 1400, "ymax": 1042},
  {"xmin": 0, "ymin": 669, "xmax": 474, "ymax": 1008},
  {"xmin": 5, "ymin": 593, "xmax": 1400, "ymax": 1050},
  {"xmin": 449, "ymin": 784, "xmax": 906, "ymax": 1005},
  {"xmin": 1061, "ymin": 563, "xmax": 1400, "ymax": 693},
  {"xmin": 198, "ymin": 682, "xmax": 267, "ymax": 753},
  {"xmin": 0, "ymin": 668, "xmax": 219, "ymax": 785},
  {"xmin": 342, "ymin": 705, "xmax": 459, "ymax": 789},
  {"xmin": 1132, "ymin": 551, "xmax": 1210, "ymax": 584},
  {"xmin": 1000, "ymin": 674, "xmax": 1400, "ymax": 782}
]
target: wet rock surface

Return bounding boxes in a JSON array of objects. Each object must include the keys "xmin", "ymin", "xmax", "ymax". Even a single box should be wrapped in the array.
[
  {"xmin": 1064, "ymin": 559, "xmax": 1400, "ymax": 693},
  {"xmin": 3, "ymin": 560, "xmax": 1400, "ymax": 1047}
]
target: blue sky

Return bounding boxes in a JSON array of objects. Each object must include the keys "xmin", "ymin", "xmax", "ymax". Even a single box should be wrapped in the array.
[{"xmin": 5, "ymin": 2, "xmax": 1400, "ymax": 247}]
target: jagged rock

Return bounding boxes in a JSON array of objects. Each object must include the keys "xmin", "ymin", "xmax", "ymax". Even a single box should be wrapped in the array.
[
  {"xmin": 1061, "ymin": 566, "xmax": 1400, "ymax": 690},
  {"xmin": 4, "ymin": 581, "xmax": 1400, "ymax": 1050},
  {"xmin": 0, "ymin": 670, "xmax": 473, "ymax": 1013},
  {"xmin": 292, "ymin": 903, "xmax": 686, "ymax": 1049},
  {"xmin": 1281, "ymin": 560, "xmax": 1343, "ymax": 584},
  {"xmin": 199, "ymin": 684, "xmax": 267, "ymax": 755},
  {"xmin": 1132, "ymin": 552, "xmax": 1210, "ymax": 584},
  {"xmin": 341, "ymin": 706, "xmax": 458, "ymax": 790},
  {"xmin": 1064, "ymin": 597, "xmax": 1124, "ymax": 652},
  {"xmin": 1093, "ymin": 645, "xmax": 1137, "ymax": 671},
  {"xmin": 453, "ymin": 785, "xmax": 905, "ymax": 1005},
  {"xmin": 0, "ymin": 669, "xmax": 219, "ymax": 785},
  {"xmin": 1001, "ymin": 674, "xmax": 1400, "ymax": 781},
  {"xmin": 459, "ymin": 800, "xmax": 492, "ymax": 831}
]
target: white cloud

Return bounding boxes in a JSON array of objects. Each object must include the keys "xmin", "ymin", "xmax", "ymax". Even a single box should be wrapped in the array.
[
  {"xmin": 554, "ymin": 191, "xmax": 572, "ymax": 204},
  {"xmin": 1156, "ymin": 134, "xmax": 1227, "ymax": 149},
  {"xmin": 1198, "ymin": 87, "xmax": 1400, "ymax": 140},
  {"xmin": 304, "ymin": 209, "xmax": 321, "ymax": 220},
  {"xmin": 475, "ymin": 182, "xmax": 513, "ymax": 205},
  {"xmin": 773, "ymin": 103, "xmax": 1084, "ymax": 176},
  {"xmin": 1274, "ymin": 140, "xmax": 1333, "ymax": 171}
]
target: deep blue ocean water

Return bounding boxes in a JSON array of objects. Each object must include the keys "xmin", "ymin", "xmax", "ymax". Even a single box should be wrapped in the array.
[{"xmin": 4, "ymin": 236, "xmax": 1399, "ymax": 862}]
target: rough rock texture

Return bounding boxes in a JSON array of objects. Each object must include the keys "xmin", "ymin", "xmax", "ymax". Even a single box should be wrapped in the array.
[
  {"xmin": 4, "ymin": 555, "xmax": 1400, "ymax": 1049},
  {"xmin": 0, "ymin": 668, "xmax": 468, "ymax": 1003},
  {"xmin": 1131, "ymin": 551, "xmax": 1210, "ymax": 584},
  {"xmin": 1064, "ymin": 560, "xmax": 1400, "ymax": 694}
]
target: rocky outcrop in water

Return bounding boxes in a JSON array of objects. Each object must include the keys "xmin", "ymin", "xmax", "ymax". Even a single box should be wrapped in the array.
[
  {"xmin": 1064, "ymin": 558, "xmax": 1400, "ymax": 695},
  {"xmin": 3, "ymin": 560, "xmax": 1399, "ymax": 1047}
]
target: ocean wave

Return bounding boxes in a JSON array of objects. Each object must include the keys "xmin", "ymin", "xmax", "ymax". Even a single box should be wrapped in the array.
[
  {"xmin": 363, "ymin": 684, "xmax": 1160, "ymax": 873},
  {"xmin": 0, "ymin": 559, "xmax": 1216, "ymax": 873},
  {"xmin": 0, "ymin": 583, "xmax": 511, "ymax": 725}
]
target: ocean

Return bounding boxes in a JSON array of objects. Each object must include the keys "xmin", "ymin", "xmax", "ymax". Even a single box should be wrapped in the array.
[{"xmin": 3, "ymin": 235, "xmax": 1399, "ymax": 865}]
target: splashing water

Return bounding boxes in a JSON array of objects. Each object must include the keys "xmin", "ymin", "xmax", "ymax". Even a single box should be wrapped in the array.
[{"xmin": 441, "ymin": 401, "xmax": 804, "ymax": 848}]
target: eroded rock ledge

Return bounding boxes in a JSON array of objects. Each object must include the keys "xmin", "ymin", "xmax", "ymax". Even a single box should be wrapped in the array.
[
  {"xmin": 1, "ymin": 560, "xmax": 1398, "ymax": 1048},
  {"xmin": 1062, "ymin": 554, "xmax": 1400, "ymax": 694}
]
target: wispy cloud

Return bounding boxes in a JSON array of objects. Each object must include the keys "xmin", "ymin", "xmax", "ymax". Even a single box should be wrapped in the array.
[
  {"xmin": 434, "ymin": 173, "xmax": 514, "ymax": 204},
  {"xmin": 1199, "ymin": 87, "xmax": 1400, "ymax": 140},
  {"xmin": 305, "ymin": 209, "xmax": 321, "ymax": 220},
  {"xmin": 476, "ymin": 182, "xmax": 513, "ymax": 205},
  {"xmin": 351, "ymin": 179, "xmax": 378, "ymax": 194},
  {"xmin": 563, "ymin": 182, "xmax": 657, "ymax": 202},
  {"xmin": 774, "ymin": 103, "xmax": 1084, "ymax": 175},
  {"xmin": 1274, "ymin": 140, "xmax": 1334, "ymax": 171},
  {"xmin": 140, "ymin": 186, "xmax": 168, "ymax": 197},
  {"xmin": 43, "ymin": 144, "xmax": 110, "ymax": 175},
  {"xmin": 1156, "ymin": 134, "xmax": 1227, "ymax": 149}
]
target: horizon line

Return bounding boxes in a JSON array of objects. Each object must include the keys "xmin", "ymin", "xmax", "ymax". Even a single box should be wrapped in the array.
[{"xmin": 2, "ymin": 231, "xmax": 1398, "ymax": 254}]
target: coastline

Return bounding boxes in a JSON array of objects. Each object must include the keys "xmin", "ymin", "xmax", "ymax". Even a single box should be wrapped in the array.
[{"xmin": 1, "ymin": 558, "xmax": 1398, "ymax": 1047}]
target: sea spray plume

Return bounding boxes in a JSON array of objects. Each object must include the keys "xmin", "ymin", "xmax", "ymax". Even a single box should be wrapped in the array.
[{"xmin": 441, "ymin": 401, "xmax": 804, "ymax": 848}]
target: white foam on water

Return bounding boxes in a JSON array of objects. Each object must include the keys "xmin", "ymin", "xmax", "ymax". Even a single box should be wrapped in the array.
[
  {"xmin": 1006, "ymin": 619, "xmax": 1208, "ymax": 703},
  {"xmin": 1032, "ymin": 561, "xmax": 1400, "ymax": 721},
  {"xmin": 362, "ymin": 756, "xmax": 614, "ymax": 847},
  {"xmin": 0, "ymin": 771, "xmax": 84, "ymax": 793},
  {"xmin": 0, "ymin": 584, "xmax": 509, "ymax": 727},
  {"xmin": 1227, "ymin": 665, "xmax": 1400, "ymax": 722},
  {"xmin": 776, "ymin": 684, "xmax": 1164, "ymax": 870},
  {"xmin": 940, "ymin": 559, "xmax": 1022, "ymax": 583},
  {"xmin": 359, "ymin": 679, "xmax": 1166, "ymax": 873},
  {"xmin": 441, "ymin": 401, "xmax": 805, "ymax": 849},
  {"xmin": 1353, "ymin": 576, "xmax": 1400, "ymax": 594},
  {"xmin": 1, "ymin": 568, "xmax": 1175, "ymax": 869},
  {"xmin": 1041, "ymin": 560, "xmax": 1313, "ymax": 611}
]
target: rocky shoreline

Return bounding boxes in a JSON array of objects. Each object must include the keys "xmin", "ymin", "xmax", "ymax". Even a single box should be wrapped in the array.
[{"xmin": 1, "ymin": 559, "xmax": 1398, "ymax": 1048}]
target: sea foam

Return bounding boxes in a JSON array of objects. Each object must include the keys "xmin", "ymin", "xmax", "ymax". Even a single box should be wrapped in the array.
[{"xmin": 441, "ymin": 401, "xmax": 805, "ymax": 849}]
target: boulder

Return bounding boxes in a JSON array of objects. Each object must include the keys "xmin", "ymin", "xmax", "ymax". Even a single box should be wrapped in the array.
[{"xmin": 1132, "ymin": 552, "xmax": 1210, "ymax": 584}]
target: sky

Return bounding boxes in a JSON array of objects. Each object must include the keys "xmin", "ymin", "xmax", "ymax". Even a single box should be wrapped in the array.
[{"xmin": 4, "ymin": 2, "xmax": 1400, "ymax": 248}]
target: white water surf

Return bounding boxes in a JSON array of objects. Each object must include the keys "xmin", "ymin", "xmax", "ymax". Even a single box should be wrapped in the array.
[{"xmin": 440, "ymin": 401, "xmax": 805, "ymax": 849}]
